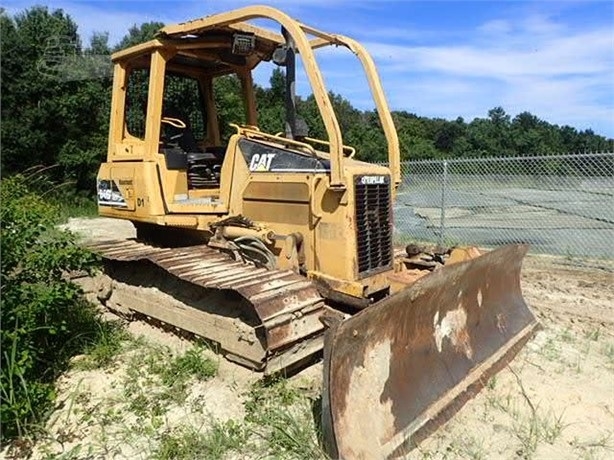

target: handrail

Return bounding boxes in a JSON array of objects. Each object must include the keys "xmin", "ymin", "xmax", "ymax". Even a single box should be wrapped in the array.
[
  {"xmin": 161, "ymin": 117, "xmax": 187, "ymax": 129},
  {"xmin": 230, "ymin": 124, "xmax": 318, "ymax": 156},
  {"xmin": 303, "ymin": 137, "xmax": 356, "ymax": 158},
  {"xmin": 273, "ymin": 132, "xmax": 355, "ymax": 158}
]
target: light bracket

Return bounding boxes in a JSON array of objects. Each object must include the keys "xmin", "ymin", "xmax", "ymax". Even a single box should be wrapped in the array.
[{"xmin": 232, "ymin": 33, "xmax": 255, "ymax": 56}]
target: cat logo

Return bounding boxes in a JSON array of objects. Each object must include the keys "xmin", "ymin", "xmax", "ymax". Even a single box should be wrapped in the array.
[
  {"xmin": 249, "ymin": 153, "xmax": 276, "ymax": 171},
  {"xmin": 360, "ymin": 175, "xmax": 386, "ymax": 185}
]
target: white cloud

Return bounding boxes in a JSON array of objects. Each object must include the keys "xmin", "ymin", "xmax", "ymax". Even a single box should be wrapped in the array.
[
  {"xmin": 365, "ymin": 26, "xmax": 612, "ymax": 79},
  {"xmin": 353, "ymin": 12, "xmax": 614, "ymax": 135},
  {"xmin": 478, "ymin": 19, "xmax": 513, "ymax": 35}
]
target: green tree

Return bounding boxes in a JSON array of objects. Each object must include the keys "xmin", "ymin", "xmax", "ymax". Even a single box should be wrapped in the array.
[
  {"xmin": 256, "ymin": 68, "xmax": 286, "ymax": 135},
  {"xmin": 0, "ymin": 7, "xmax": 111, "ymax": 194},
  {"xmin": 214, "ymin": 75, "xmax": 246, "ymax": 141},
  {"xmin": 115, "ymin": 22, "xmax": 164, "ymax": 50},
  {"xmin": 394, "ymin": 112, "xmax": 440, "ymax": 160},
  {"xmin": 2, "ymin": 5, "xmax": 611, "ymax": 194},
  {"xmin": 88, "ymin": 31, "xmax": 111, "ymax": 55}
]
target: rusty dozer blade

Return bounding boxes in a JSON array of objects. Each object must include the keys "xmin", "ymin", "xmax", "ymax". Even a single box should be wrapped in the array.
[{"xmin": 322, "ymin": 244, "xmax": 539, "ymax": 459}]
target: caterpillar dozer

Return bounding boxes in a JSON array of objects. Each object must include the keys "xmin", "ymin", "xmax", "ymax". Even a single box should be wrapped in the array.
[{"xmin": 91, "ymin": 5, "xmax": 538, "ymax": 457}]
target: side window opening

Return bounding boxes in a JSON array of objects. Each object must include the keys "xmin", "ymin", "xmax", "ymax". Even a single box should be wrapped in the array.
[
  {"xmin": 213, "ymin": 74, "xmax": 246, "ymax": 143},
  {"xmin": 161, "ymin": 73, "xmax": 225, "ymax": 190},
  {"xmin": 124, "ymin": 68, "xmax": 149, "ymax": 140},
  {"xmin": 162, "ymin": 73, "xmax": 207, "ymax": 146},
  {"xmin": 160, "ymin": 73, "xmax": 207, "ymax": 154}
]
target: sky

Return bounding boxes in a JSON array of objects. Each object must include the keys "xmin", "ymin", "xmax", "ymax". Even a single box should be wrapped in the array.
[{"xmin": 4, "ymin": 0, "xmax": 614, "ymax": 138}]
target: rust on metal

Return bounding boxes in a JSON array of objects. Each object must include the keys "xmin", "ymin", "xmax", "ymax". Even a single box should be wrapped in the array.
[
  {"xmin": 87, "ymin": 238, "xmax": 328, "ymax": 373},
  {"xmin": 322, "ymin": 244, "xmax": 539, "ymax": 459}
]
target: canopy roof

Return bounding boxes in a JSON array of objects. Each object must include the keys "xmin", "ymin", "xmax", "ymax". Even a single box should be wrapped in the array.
[{"xmin": 110, "ymin": 7, "xmax": 343, "ymax": 77}]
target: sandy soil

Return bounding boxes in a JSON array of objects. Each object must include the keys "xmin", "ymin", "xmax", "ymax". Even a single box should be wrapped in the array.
[{"xmin": 7, "ymin": 218, "xmax": 614, "ymax": 459}]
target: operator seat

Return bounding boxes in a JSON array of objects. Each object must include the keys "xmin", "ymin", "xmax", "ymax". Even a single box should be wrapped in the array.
[
  {"xmin": 160, "ymin": 107, "xmax": 226, "ymax": 189},
  {"xmin": 161, "ymin": 106, "xmax": 200, "ymax": 153}
]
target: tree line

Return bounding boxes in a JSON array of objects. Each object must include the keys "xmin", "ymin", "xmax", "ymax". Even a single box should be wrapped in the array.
[{"xmin": 2, "ymin": 6, "xmax": 612, "ymax": 197}]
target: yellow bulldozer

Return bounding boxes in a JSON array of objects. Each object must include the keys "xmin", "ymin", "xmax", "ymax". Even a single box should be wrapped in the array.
[{"xmin": 90, "ymin": 5, "xmax": 538, "ymax": 457}]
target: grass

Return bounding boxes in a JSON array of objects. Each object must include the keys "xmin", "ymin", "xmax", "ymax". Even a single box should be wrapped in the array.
[
  {"xmin": 570, "ymin": 432, "xmax": 614, "ymax": 459},
  {"xmin": 244, "ymin": 378, "xmax": 302, "ymax": 415},
  {"xmin": 450, "ymin": 433, "xmax": 487, "ymax": 460},
  {"xmin": 56, "ymin": 196, "xmax": 98, "ymax": 222},
  {"xmin": 41, "ymin": 444, "xmax": 96, "ymax": 460},
  {"xmin": 482, "ymin": 366, "xmax": 568, "ymax": 459},
  {"xmin": 73, "ymin": 320, "xmax": 131, "ymax": 370},
  {"xmin": 509, "ymin": 406, "xmax": 567, "ymax": 458},
  {"xmin": 535, "ymin": 326, "xmax": 601, "ymax": 373},
  {"xmin": 600, "ymin": 342, "xmax": 614, "ymax": 368},
  {"xmin": 26, "ymin": 326, "xmax": 612, "ymax": 460},
  {"xmin": 53, "ymin": 339, "xmax": 223, "ymax": 458},
  {"xmin": 35, "ymin": 315, "xmax": 614, "ymax": 460},
  {"xmin": 160, "ymin": 346, "xmax": 218, "ymax": 385},
  {"xmin": 243, "ymin": 379, "xmax": 328, "ymax": 460},
  {"xmin": 124, "ymin": 372, "xmax": 327, "ymax": 459},
  {"xmin": 584, "ymin": 327, "xmax": 602, "ymax": 342},
  {"xmin": 560, "ymin": 327, "xmax": 575, "ymax": 343},
  {"xmin": 153, "ymin": 421, "xmax": 247, "ymax": 460},
  {"xmin": 121, "ymin": 343, "xmax": 218, "ymax": 418},
  {"xmin": 539, "ymin": 336, "xmax": 562, "ymax": 362}
]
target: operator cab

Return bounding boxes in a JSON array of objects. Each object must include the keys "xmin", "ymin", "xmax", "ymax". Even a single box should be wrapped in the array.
[
  {"xmin": 121, "ymin": 27, "xmax": 330, "ymax": 200},
  {"xmin": 105, "ymin": 10, "xmax": 400, "ymax": 215},
  {"xmin": 120, "ymin": 38, "xmax": 259, "ymax": 192}
]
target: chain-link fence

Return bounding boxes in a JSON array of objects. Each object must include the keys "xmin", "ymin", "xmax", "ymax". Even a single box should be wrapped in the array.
[{"xmin": 392, "ymin": 152, "xmax": 614, "ymax": 259}]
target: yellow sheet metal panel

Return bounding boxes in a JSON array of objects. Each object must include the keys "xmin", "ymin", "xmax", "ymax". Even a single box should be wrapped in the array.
[
  {"xmin": 98, "ymin": 162, "xmax": 166, "ymax": 219},
  {"xmin": 243, "ymin": 181, "xmax": 310, "ymax": 203}
]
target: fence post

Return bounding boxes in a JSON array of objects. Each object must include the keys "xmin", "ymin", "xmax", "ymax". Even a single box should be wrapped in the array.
[{"xmin": 439, "ymin": 160, "xmax": 448, "ymax": 247}]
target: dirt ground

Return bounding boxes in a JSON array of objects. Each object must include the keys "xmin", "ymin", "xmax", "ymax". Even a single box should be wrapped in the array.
[{"xmin": 8, "ymin": 218, "xmax": 614, "ymax": 459}]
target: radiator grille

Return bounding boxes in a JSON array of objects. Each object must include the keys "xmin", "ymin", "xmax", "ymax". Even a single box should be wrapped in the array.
[{"xmin": 354, "ymin": 175, "xmax": 393, "ymax": 276}]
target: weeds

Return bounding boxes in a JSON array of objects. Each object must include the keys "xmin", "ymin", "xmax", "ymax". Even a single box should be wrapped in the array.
[
  {"xmin": 451, "ymin": 433, "xmax": 487, "ymax": 460},
  {"xmin": 539, "ymin": 336, "xmax": 561, "ymax": 362},
  {"xmin": 571, "ymin": 432, "xmax": 614, "ymax": 457},
  {"xmin": 560, "ymin": 327, "xmax": 575, "ymax": 343},
  {"xmin": 1, "ymin": 176, "xmax": 101, "ymax": 442},
  {"xmin": 154, "ymin": 421, "xmax": 247, "ymax": 460},
  {"xmin": 73, "ymin": 321, "xmax": 130, "ymax": 370},
  {"xmin": 540, "ymin": 410, "xmax": 566, "ymax": 444},
  {"xmin": 244, "ymin": 379, "xmax": 327, "ymax": 459},
  {"xmin": 56, "ymin": 197, "xmax": 98, "ymax": 222},
  {"xmin": 487, "ymin": 367, "xmax": 568, "ymax": 458},
  {"xmin": 584, "ymin": 328, "xmax": 602, "ymax": 342},
  {"xmin": 160, "ymin": 346, "xmax": 218, "ymax": 385},
  {"xmin": 256, "ymin": 400, "xmax": 328, "ymax": 459},
  {"xmin": 41, "ymin": 444, "xmax": 95, "ymax": 460},
  {"xmin": 601, "ymin": 342, "xmax": 614, "ymax": 368},
  {"xmin": 132, "ymin": 376, "xmax": 326, "ymax": 459},
  {"xmin": 122, "ymin": 344, "xmax": 218, "ymax": 417},
  {"xmin": 571, "ymin": 355, "xmax": 584, "ymax": 374},
  {"xmin": 244, "ymin": 378, "xmax": 301, "ymax": 417}
]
